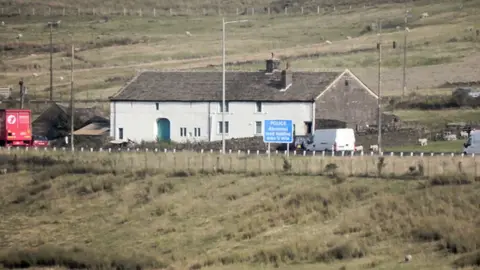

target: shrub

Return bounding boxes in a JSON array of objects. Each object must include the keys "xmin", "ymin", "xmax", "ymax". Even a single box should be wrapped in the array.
[
  {"xmin": 324, "ymin": 163, "xmax": 347, "ymax": 184},
  {"xmin": 430, "ymin": 173, "xmax": 472, "ymax": 186},
  {"xmin": 453, "ymin": 251, "xmax": 480, "ymax": 267},
  {"xmin": 316, "ymin": 241, "xmax": 367, "ymax": 262},
  {"xmin": 282, "ymin": 157, "xmax": 292, "ymax": 172},
  {"xmin": 167, "ymin": 169, "xmax": 196, "ymax": 177},
  {"xmin": 376, "ymin": 157, "xmax": 386, "ymax": 177},
  {"xmin": 0, "ymin": 245, "xmax": 164, "ymax": 270}
]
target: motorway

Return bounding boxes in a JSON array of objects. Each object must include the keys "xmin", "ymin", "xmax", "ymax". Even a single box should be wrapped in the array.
[{"xmin": 1, "ymin": 146, "xmax": 470, "ymax": 157}]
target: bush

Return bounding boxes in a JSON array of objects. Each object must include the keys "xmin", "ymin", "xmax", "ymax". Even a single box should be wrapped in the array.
[
  {"xmin": 453, "ymin": 251, "xmax": 480, "ymax": 267},
  {"xmin": 0, "ymin": 245, "xmax": 164, "ymax": 270},
  {"xmin": 316, "ymin": 241, "xmax": 367, "ymax": 262},
  {"xmin": 430, "ymin": 173, "xmax": 472, "ymax": 186}
]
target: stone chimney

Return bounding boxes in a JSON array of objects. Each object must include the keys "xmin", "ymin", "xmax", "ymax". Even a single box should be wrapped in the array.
[
  {"xmin": 281, "ymin": 61, "xmax": 292, "ymax": 89},
  {"xmin": 265, "ymin": 52, "xmax": 281, "ymax": 73}
]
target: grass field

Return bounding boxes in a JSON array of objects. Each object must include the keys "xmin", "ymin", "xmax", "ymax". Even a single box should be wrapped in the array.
[
  {"xmin": 0, "ymin": 151, "xmax": 480, "ymax": 270},
  {"xmin": 384, "ymin": 140, "xmax": 464, "ymax": 153},
  {"xmin": 393, "ymin": 109, "xmax": 480, "ymax": 129},
  {"xmin": 1, "ymin": 1, "xmax": 479, "ymax": 100}
]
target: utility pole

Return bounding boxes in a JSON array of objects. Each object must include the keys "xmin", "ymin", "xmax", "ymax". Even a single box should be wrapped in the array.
[
  {"xmin": 402, "ymin": 0, "xmax": 408, "ymax": 98},
  {"xmin": 377, "ymin": 19, "xmax": 383, "ymax": 153},
  {"xmin": 49, "ymin": 23, "xmax": 53, "ymax": 101},
  {"xmin": 70, "ymin": 39, "xmax": 75, "ymax": 152},
  {"xmin": 19, "ymin": 78, "xmax": 24, "ymax": 109},
  {"xmin": 221, "ymin": 18, "xmax": 249, "ymax": 155},
  {"xmin": 222, "ymin": 17, "xmax": 226, "ymax": 155}
]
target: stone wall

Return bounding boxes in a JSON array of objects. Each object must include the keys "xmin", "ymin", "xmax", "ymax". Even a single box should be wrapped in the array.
[{"xmin": 315, "ymin": 73, "xmax": 378, "ymax": 130}]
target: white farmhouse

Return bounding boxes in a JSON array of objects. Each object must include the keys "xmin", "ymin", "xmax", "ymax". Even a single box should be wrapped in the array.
[{"xmin": 109, "ymin": 60, "xmax": 378, "ymax": 143}]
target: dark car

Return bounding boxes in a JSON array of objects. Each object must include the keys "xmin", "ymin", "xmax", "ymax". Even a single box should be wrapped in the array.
[
  {"xmin": 276, "ymin": 136, "xmax": 309, "ymax": 151},
  {"xmin": 32, "ymin": 135, "xmax": 49, "ymax": 147}
]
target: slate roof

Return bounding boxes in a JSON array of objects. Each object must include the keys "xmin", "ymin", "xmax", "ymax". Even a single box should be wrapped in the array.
[
  {"xmin": 32, "ymin": 103, "xmax": 108, "ymax": 140},
  {"xmin": 110, "ymin": 71, "xmax": 343, "ymax": 102}
]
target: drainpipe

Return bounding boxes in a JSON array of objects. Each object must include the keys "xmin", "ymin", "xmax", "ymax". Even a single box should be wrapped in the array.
[
  {"xmin": 113, "ymin": 102, "xmax": 116, "ymax": 139},
  {"xmin": 311, "ymin": 101, "xmax": 316, "ymax": 132},
  {"xmin": 208, "ymin": 102, "xmax": 212, "ymax": 142}
]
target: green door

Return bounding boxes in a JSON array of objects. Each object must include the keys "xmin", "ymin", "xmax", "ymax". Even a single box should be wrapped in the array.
[{"xmin": 157, "ymin": 118, "xmax": 171, "ymax": 141}]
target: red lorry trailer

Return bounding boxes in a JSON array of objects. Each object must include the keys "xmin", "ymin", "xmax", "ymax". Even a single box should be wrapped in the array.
[{"xmin": 0, "ymin": 109, "xmax": 33, "ymax": 147}]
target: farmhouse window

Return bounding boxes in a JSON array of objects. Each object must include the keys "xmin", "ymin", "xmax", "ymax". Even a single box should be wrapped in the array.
[
  {"xmin": 155, "ymin": 103, "xmax": 159, "ymax": 110},
  {"xmin": 118, "ymin": 128, "xmax": 123, "ymax": 140},
  {"xmin": 194, "ymin": 127, "xmax": 201, "ymax": 137},
  {"xmin": 255, "ymin": 121, "xmax": 262, "ymax": 134},
  {"xmin": 180, "ymin": 127, "xmax": 187, "ymax": 137},
  {"xmin": 256, "ymin": 101, "xmax": 262, "ymax": 113},
  {"xmin": 219, "ymin": 102, "xmax": 229, "ymax": 112},
  {"xmin": 218, "ymin": 121, "xmax": 229, "ymax": 134}
]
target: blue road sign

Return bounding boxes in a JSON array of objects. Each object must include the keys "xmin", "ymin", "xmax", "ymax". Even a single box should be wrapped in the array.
[{"xmin": 263, "ymin": 120, "xmax": 294, "ymax": 143}]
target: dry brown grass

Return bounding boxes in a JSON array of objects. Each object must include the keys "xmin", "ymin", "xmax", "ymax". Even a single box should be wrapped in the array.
[
  {"xmin": 1, "ymin": 1, "xmax": 479, "ymax": 99},
  {"xmin": 0, "ymin": 151, "xmax": 480, "ymax": 269}
]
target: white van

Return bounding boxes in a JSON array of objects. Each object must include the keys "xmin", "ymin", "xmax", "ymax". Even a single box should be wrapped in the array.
[
  {"xmin": 463, "ymin": 130, "xmax": 480, "ymax": 154},
  {"xmin": 304, "ymin": 128, "xmax": 356, "ymax": 152}
]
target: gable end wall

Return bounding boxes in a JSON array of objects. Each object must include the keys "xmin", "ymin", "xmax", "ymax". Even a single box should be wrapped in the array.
[{"xmin": 315, "ymin": 73, "xmax": 378, "ymax": 129}]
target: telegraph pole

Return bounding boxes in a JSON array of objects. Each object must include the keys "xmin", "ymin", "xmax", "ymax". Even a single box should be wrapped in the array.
[
  {"xmin": 70, "ymin": 39, "xmax": 75, "ymax": 152},
  {"xmin": 402, "ymin": 0, "xmax": 408, "ymax": 98},
  {"xmin": 221, "ymin": 18, "xmax": 249, "ymax": 155},
  {"xmin": 49, "ymin": 23, "xmax": 53, "ymax": 101},
  {"xmin": 377, "ymin": 20, "xmax": 383, "ymax": 153},
  {"xmin": 19, "ymin": 78, "xmax": 24, "ymax": 109}
]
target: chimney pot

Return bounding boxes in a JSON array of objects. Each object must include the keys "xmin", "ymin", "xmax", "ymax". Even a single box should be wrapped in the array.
[
  {"xmin": 265, "ymin": 59, "xmax": 274, "ymax": 73},
  {"xmin": 281, "ymin": 66, "xmax": 292, "ymax": 89},
  {"xmin": 265, "ymin": 54, "xmax": 281, "ymax": 73}
]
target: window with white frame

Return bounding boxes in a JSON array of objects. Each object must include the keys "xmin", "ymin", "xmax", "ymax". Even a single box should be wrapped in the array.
[
  {"xmin": 219, "ymin": 102, "xmax": 229, "ymax": 112},
  {"xmin": 194, "ymin": 127, "xmax": 201, "ymax": 137},
  {"xmin": 155, "ymin": 103, "xmax": 159, "ymax": 110},
  {"xmin": 255, "ymin": 121, "xmax": 262, "ymax": 134},
  {"xmin": 180, "ymin": 127, "xmax": 187, "ymax": 137},
  {"xmin": 218, "ymin": 121, "xmax": 229, "ymax": 134},
  {"xmin": 256, "ymin": 101, "xmax": 262, "ymax": 113}
]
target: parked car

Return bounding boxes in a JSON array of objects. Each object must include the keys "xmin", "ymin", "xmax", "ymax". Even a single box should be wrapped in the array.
[
  {"xmin": 32, "ymin": 135, "xmax": 49, "ymax": 147},
  {"xmin": 463, "ymin": 130, "xmax": 479, "ymax": 154},
  {"xmin": 276, "ymin": 136, "xmax": 308, "ymax": 151}
]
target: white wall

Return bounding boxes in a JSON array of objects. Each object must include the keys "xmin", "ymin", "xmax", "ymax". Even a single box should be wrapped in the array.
[{"xmin": 110, "ymin": 101, "xmax": 313, "ymax": 143}]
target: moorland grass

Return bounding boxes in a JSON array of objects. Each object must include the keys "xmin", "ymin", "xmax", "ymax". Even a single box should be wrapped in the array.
[{"xmin": 0, "ymin": 151, "xmax": 479, "ymax": 270}]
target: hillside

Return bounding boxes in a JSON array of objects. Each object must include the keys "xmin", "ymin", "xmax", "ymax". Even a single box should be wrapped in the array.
[
  {"xmin": 0, "ymin": 152, "xmax": 480, "ymax": 270},
  {"xmin": 1, "ymin": 0, "xmax": 479, "ymax": 101},
  {"xmin": 0, "ymin": 0, "xmax": 452, "ymax": 10}
]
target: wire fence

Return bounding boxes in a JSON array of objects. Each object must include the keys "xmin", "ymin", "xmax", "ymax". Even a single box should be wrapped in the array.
[
  {"xmin": 1, "ymin": 147, "xmax": 478, "ymax": 179},
  {"xmin": 0, "ymin": 146, "xmax": 473, "ymax": 157},
  {"xmin": 0, "ymin": 5, "xmax": 373, "ymax": 18}
]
